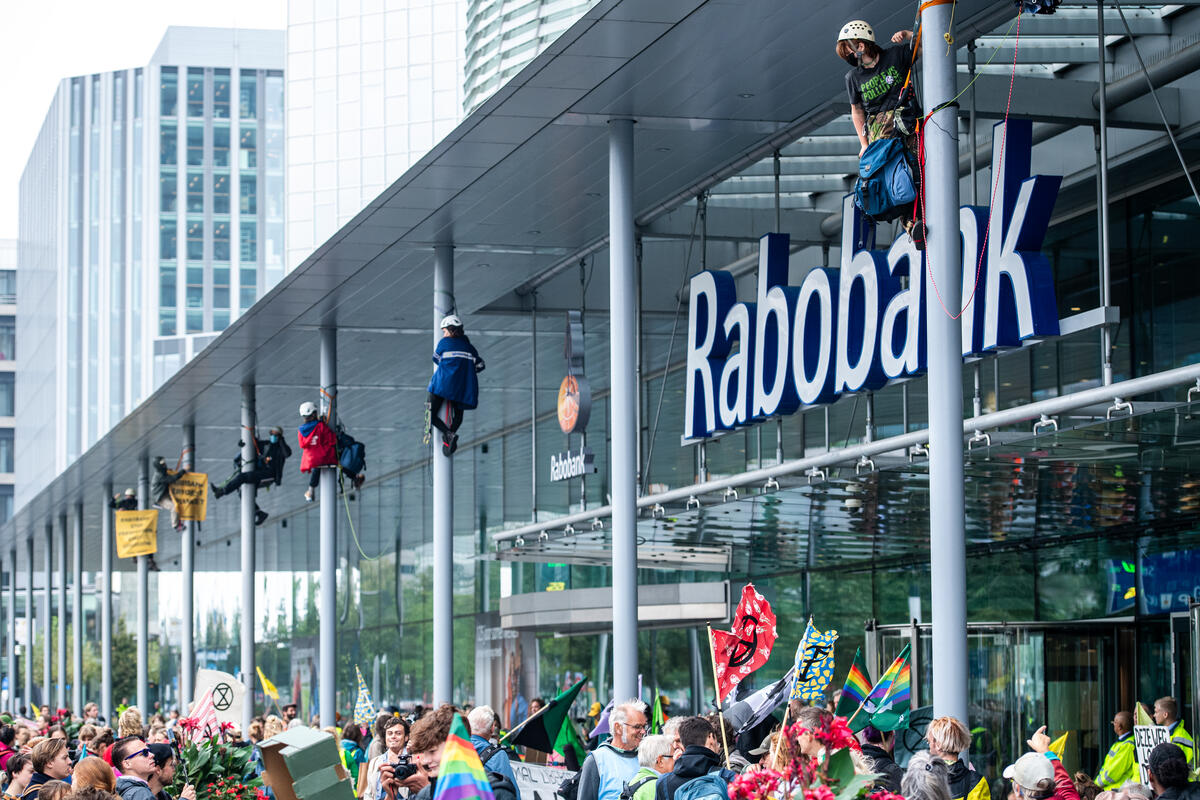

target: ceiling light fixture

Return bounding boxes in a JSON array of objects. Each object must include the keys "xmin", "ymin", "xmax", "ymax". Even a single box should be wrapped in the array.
[{"xmin": 738, "ymin": 92, "xmax": 755, "ymax": 99}]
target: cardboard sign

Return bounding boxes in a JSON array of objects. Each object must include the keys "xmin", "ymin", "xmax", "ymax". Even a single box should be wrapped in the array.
[
  {"xmin": 1133, "ymin": 724, "xmax": 1171, "ymax": 783},
  {"xmin": 259, "ymin": 727, "xmax": 354, "ymax": 800},
  {"xmin": 195, "ymin": 668, "xmax": 247, "ymax": 726},
  {"xmin": 115, "ymin": 510, "xmax": 159, "ymax": 558},
  {"xmin": 512, "ymin": 762, "xmax": 574, "ymax": 800},
  {"xmin": 170, "ymin": 471, "xmax": 209, "ymax": 521}
]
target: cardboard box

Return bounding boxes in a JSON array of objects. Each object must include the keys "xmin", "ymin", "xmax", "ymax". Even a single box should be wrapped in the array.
[{"xmin": 258, "ymin": 728, "xmax": 355, "ymax": 800}]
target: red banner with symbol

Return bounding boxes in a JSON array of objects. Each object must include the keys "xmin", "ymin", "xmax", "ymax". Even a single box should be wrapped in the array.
[{"xmin": 711, "ymin": 584, "xmax": 778, "ymax": 703}]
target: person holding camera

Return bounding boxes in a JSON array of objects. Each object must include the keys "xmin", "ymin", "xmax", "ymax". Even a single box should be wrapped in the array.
[{"xmin": 364, "ymin": 717, "xmax": 415, "ymax": 800}]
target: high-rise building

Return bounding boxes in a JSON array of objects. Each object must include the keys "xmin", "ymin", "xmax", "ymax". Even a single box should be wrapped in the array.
[
  {"xmin": 15, "ymin": 27, "xmax": 285, "ymax": 507},
  {"xmin": 0, "ymin": 241, "xmax": 14, "ymax": 522},
  {"xmin": 463, "ymin": 0, "xmax": 599, "ymax": 112},
  {"xmin": 285, "ymin": 0, "xmax": 469, "ymax": 269}
]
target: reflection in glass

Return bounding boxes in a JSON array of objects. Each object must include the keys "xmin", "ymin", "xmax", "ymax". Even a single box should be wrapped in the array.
[
  {"xmin": 187, "ymin": 67, "xmax": 204, "ymax": 117},
  {"xmin": 213, "ymin": 68, "xmax": 231, "ymax": 119},
  {"xmin": 161, "ymin": 66, "xmax": 177, "ymax": 116}
]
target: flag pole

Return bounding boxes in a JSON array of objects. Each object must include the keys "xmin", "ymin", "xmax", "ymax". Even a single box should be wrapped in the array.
[
  {"xmin": 497, "ymin": 695, "xmax": 558, "ymax": 745},
  {"xmin": 705, "ymin": 624, "xmax": 732, "ymax": 770},
  {"xmin": 768, "ymin": 675, "xmax": 793, "ymax": 767}
]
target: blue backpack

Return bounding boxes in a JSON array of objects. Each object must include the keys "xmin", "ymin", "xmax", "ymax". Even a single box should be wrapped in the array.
[
  {"xmin": 337, "ymin": 429, "xmax": 366, "ymax": 475},
  {"xmin": 854, "ymin": 137, "xmax": 917, "ymax": 222},
  {"xmin": 673, "ymin": 774, "xmax": 729, "ymax": 800}
]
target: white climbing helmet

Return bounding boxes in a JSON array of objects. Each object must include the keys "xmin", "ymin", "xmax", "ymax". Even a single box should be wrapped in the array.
[
  {"xmin": 440, "ymin": 314, "xmax": 462, "ymax": 329},
  {"xmin": 838, "ymin": 19, "xmax": 875, "ymax": 44},
  {"xmin": 299, "ymin": 401, "xmax": 317, "ymax": 417}
]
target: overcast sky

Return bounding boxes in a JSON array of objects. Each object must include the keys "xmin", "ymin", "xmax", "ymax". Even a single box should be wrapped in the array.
[{"xmin": 0, "ymin": 0, "xmax": 287, "ymax": 240}]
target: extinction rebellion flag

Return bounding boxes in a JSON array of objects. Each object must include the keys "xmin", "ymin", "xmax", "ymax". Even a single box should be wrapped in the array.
[{"xmin": 711, "ymin": 584, "xmax": 777, "ymax": 703}]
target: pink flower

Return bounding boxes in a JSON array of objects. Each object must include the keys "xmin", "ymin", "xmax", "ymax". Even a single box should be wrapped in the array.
[{"xmin": 803, "ymin": 787, "xmax": 835, "ymax": 800}]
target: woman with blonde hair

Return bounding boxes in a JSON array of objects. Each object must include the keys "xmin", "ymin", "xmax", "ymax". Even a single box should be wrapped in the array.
[
  {"xmin": 117, "ymin": 710, "xmax": 143, "ymax": 740},
  {"xmin": 925, "ymin": 717, "xmax": 989, "ymax": 800},
  {"xmin": 70, "ymin": 758, "xmax": 116, "ymax": 794}
]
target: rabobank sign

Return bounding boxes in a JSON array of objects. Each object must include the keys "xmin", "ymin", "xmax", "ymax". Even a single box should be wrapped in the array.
[{"xmin": 684, "ymin": 119, "xmax": 1063, "ymax": 441}]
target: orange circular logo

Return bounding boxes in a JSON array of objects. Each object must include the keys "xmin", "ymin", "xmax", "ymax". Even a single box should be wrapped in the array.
[{"xmin": 557, "ymin": 374, "xmax": 591, "ymax": 434}]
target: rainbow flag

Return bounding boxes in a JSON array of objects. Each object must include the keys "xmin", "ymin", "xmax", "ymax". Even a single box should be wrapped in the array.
[
  {"xmin": 432, "ymin": 713, "xmax": 495, "ymax": 800},
  {"xmin": 868, "ymin": 644, "xmax": 911, "ymax": 732},
  {"xmin": 834, "ymin": 647, "xmax": 873, "ymax": 721}
]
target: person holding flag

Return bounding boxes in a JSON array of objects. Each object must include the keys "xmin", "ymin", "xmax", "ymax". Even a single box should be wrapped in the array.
[{"xmin": 381, "ymin": 705, "xmax": 515, "ymax": 800}]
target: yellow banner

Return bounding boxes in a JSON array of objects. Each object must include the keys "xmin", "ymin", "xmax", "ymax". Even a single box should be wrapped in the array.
[
  {"xmin": 115, "ymin": 510, "xmax": 159, "ymax": 558},
  {"xmin": 170, "ymin": 471, "xmax": 209, "ymax": 521}
]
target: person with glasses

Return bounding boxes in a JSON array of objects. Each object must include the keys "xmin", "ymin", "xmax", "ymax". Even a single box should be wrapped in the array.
[
  {"xmin": 112, "ymin": 739, "xmax": 158, "ymax": 800},
  {"xmin": 578, "ymin": 701, "xmax": 648, "ymax": 800}
]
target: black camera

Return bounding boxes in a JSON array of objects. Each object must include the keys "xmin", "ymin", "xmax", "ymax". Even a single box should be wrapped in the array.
[{"xmin": 391, "ymin": 756, "xmax": 417, "ymax": 781}]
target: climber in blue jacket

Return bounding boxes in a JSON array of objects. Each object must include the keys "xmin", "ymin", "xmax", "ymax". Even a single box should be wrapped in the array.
[{"xmin": 428, "ymin": 314, "xmax": 485, "ymax": 456}]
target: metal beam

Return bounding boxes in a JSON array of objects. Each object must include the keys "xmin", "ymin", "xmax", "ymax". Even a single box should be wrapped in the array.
[
  {"xmin": 137, "ymin": 460, "xmax": 149, "ymax": 714},
  {"xmin": 183, "ymin": 425, "xmax": 196, "ymax": 718},
  {"xmin": 101, "ymin": 485, "xmax": 113, "ymax": 724},
  {"xmin": 969, "ymin": 74, "xmax": 1179, "ymax": 129},
  {"xmin": 318, "ymin": 331, "xmax": 337, "ymax": 725},
  {"xmin": 642, "ymin": 206, "xmax": 832, "ymax": 244},
  {"xmin": 239, "ymin": 391, "xmax": 255, "ymax": 732},
  {"xmin": 71, "ymin": 506, "xmax": 81, "ymax": 712},
  {"xmin": 431, "ymin": 248, "xmax": 454, "ymax": 706}
]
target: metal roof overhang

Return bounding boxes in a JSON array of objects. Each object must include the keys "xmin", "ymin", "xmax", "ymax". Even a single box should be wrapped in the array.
[{"xmin": 1, "ymin": 0, "xmax": 1171, "ymax": 571}]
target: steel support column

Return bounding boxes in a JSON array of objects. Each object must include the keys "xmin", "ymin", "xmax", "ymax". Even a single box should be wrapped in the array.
[
  {"xmin": 24, "ymin": 538, "xmax": 32, "ymax": 712},
  {"xmin": 609, "ymin": 117, "xmax": 639, "ymax": 703},
  {"xmin": 921, "ymin": 3, "xmax": 968, "ymax": 723},
  {"xmin": 101, "ymin": 485, "xmax": 113, "ymax": 724},
  {"xmin": 71, "ymin": 506, "xmax": 82, "ymax": 712},
  {"xmin": 432, "ymin": 245, "xmax": 454, "ymax": 706},
  {"xmin": 7, "ymin": 547, "xmax": 14, "ymax": 713},
  {"xmin": 42, "ymin": 524, "xmax": 50, "ymax": 708},
  {"xmin": 1097, "ymin": 0, "xmax": 1113, "ymax": 386},
  {"xmin": 318, "ymin": 330, "xmax": 337, "ymax": 725},
  {"xmin": 137, "ymin": 460, "xmax": 150, "ymax": 712},
  {"xmin": 239, "ymin": 390, "xmax": 256, "ymax": 730},
  {"xmin": 183, "ymin": 424, "xmax": 197, "ymax": 715},
  {"xmin": 57, "ymin": 515, "xmax": 66, "ymax": 708}
]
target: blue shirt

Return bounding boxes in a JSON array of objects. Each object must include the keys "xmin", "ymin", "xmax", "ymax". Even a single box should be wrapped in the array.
[
  {"xmin": 470, "ymin": 735, "xmax": 519, "ymax": 797},
  {"xmin": 428, "ymin": 335, "xmax": 484, "ymax": 409}
]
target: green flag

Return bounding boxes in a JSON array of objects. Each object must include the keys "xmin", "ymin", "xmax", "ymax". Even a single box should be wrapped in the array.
[
  {"xmin": 506, "ymin": 677, "xmax": 588, "ymax": 767},
  {"xmin": 834, "ymin": 647, "xmax": 874, "ymax": 720},
  {"xmin": 554, "ymin": 715, "xmax": 588, "ymax": 770},
  {"xmin": 651, "ymin": 693, "xmax": 667, "ymax": 735}
]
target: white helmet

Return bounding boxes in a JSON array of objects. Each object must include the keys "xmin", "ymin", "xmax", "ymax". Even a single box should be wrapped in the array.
[
  {"xmin": 299, "ymin": 401, "xmax": 317, "ymax": 417},
  {"xmin": 838, "ymin": 19, "xmax": 875, "ymax": 43},
  {"xmin": 440, "ymin": 314, "xmax": 462, "ymax": 329}
]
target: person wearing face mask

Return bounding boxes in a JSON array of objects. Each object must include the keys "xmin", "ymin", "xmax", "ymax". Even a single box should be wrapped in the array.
[
  {"xmin": 836, "ymin": 19, "xmax": 924, "ymax": 247},
  {"xmin": 210, "ymin": 426, "xmax": 292, "ymax": 525}
]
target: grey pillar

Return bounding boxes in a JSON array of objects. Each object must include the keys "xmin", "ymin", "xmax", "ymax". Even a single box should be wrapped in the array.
[
  {"xmin": 921, "ymin": 3, "xmax": 968, "ymax": 723},
  {"xmin": 137, "ymin": 460, "xmax": 150, "ymax": 713},
  {"xmin": 432, "ymin": 245, "xmax": 454, "ymax": 706},
  {"xmin": 24, "ymin": 538, "xmax": 32, "ymax": 712},
  {"xmin": 101, "ymin": 485, "xmax": 113, "ymax": 724},
  {"xmin": 57, "ymin": 515, "xmax": 66, "ymax": 709},
  {"xmin": 319, "ymin": 330, "xmax": 337, "ymax": 725},
  {"xmin": 1096, "ymin": 0, "xmax": 1113, "ymax": 386},
  {"xmin": 182, "ymin": 425, "xmax": 197, "ymax": 714},
  {"xmin": 71, "ymin": 507, "xmax": 82, "ymax": 712},
  {"xmin": 7, "ymin": 547, "xmax": 14, "ymax": 713},
  {"xmin": 239, "ymin": 390, "xmax": 256, "ymax": 730},
  {"xmin": 609, "ymin": 117, "xmax": 639, "ymax": 703},
  {"xmin": 42, "ymin": 524, "xmax": 51, "ymax": 709}
]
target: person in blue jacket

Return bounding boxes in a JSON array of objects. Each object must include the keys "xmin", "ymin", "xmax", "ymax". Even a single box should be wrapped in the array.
[{"xmin": 428, "ymin": 314, "xmax": 485, "ymax": 456}]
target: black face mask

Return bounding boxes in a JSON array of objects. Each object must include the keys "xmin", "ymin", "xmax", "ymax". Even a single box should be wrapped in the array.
[{"xmin": 842, "ymin": 52, "xmax": 860, "ymax": 67}]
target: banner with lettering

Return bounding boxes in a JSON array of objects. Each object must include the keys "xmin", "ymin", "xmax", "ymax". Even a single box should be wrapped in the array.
[
  {"xmin": 169, "ymin": 471, "xmax": 209, "ymax": 521},
  {"xmin": 115, "ymin": 510, "xmax": 159, "ymax": 558}
]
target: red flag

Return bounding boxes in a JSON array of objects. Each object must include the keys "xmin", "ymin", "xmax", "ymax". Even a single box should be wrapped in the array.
[
  {"xmin": 189, "ymin": 687, "xmax": 219, "ymax": 743},
  {"xmin": 711, "ymin": 584, "xmax": 777, "ymax": 703}
]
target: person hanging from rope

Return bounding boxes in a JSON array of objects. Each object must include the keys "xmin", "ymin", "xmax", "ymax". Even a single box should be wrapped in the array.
[
  {"xmin": 210, "ymin": 426, "xmax": 292, "ymax": 525},
  {"xmin": 427, "ymin": 314, "xmax": 485, "ymax": 457},
  {"xmin": 109, "ymin": 488, "xmax": 138, "ymax": 511},
  {"xmin": 838, "ymin": 19, "xmax": 925, "ymax": 248},
  {"xmin": 298, "ymin": 401, "xmax": 338, "ymax": 502},
  {"xmin": 151, "ymin": 456, "xmax": 187, "ymax": 532}
]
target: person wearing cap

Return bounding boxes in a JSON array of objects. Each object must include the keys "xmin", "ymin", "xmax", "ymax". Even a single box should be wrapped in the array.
[
  {"xmin": 109, "ymin": 489, "xmax": 138, "ymax": 511},
  {"xmin": 146, "ymin": 744, "xmax": 195, "ymax": 800},
  {"xmin": 836, "ymin": 19, "xmax": 924, "ymax": 247},
  {"xmin": 1095, "ymin": 712, "xmax": 1136, "ymax": 790},
  {"xmin": 1004, "ymin": 726, "xmax": 1080, "ymax": 800},
  {"xmin": 1144, "ymin": 742, "xmax": 1199, "ymax": 800},
  {"xmin": 427, "ymin": 314, "xmax": 485, "ymax": 457},
  {"xmin": 926, "ymin": 717, "xmax": 990, "ymax": 800},
  {"xmin": 1153, "ymin": 697, "xmax": 1194, "ymax": 767},
  {"xmin": 298, "ymin": 401, "xmax": 339, "ymax": 502},
  {"xmin": 210, "ymin": 426, "xmax": 293, "ymax": 525}
]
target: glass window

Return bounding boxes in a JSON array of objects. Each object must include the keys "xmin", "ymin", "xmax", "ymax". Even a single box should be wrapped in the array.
[
  {"xmin": 240, "ymin": 266, "xmax": 256, "ymax": 289},
  {"xmin": 186, "ymin": 170, "xmax": 203, "ymax": 213},
  {"xmin": 213, "ymin": 172, "xmax": 230, "ymax": 214},
  {"xmin": 187, "ymin": 67, "xmax": 205, "ymax": 117},
  {"xmin": 160, "ymin": 124, "xmax": 176, "ymax": 164},
  {"xmin": 187, "ymin": 124, "xmax": 204, "ymax": 166},
  {"xmin": 213, "ymin": 220, "xmax": 230, "ymax": 262},
  {"xmin": 240, "ymin": 173, "xmax": 257, "ymax": 214},
  {"xmin": 213, "ymin": 69, "xmax": 230, "ymax": 118},
  {"xmin": 0, "ymin": 485, "xmax": 11, "ymax": 523},
  {"xmin": 161, "ymin": 66, "xmax": 178, "ymax": 116},
  {"xmin": 0, "ymin": 430, "xmax": 13, "ymax": 472},
  {"xmin": 186, "ymin": 265, "xmax": 203, "ymax": 286},
  {"xmin": 240, "ymin": 71, "xmax": 257, "ymax": 118},
  {"xmin": 186, "ymin": 285, "xmax": 203, "ymax": 309},
  {"xmin": 213, "ymin": 124, "xmax": 230, "ymax": 167},
  {"xmin": 213, "ymin": 287, "xmax": 230, "ymax": 308},
  {"xmin": 159, "ymin": 308, "xmax": 176, "ymax": 336},
  {"xmin": 0, "ymin": 373, "xmax": 12, "ymax": 416},
  {"xmin": 0, "ymin": 271, "xmax": 16, "ymax": 304},
  {"xmin": 240, "ymin": 286, "xmax": 257, "ymax": 309},
  {"xmin": 213, "ymin": 309, "xmax": 230, "ymax": 330},
  {"xmin": 160, "ymin": 170, "xmax": 177, "ymax": 212},
  {"xmin": 265, "ymin": 72, "xmax": 283, "ymax": 124},
  {"xmin": 186, "ymin": 219, "xmax": 203, "ymax": 260},
  {"xmin": 186, "ymin": 309, "xmax": 203, "ymax": 333},
  {"xmin": 159, "ymin": 267, "xmax": 176, "ymax": 308},
  {"xmin": 240, "ymin": 220, "xmax": 257, "ymax": 262},
  {"xmin": 135, "ymin": 68, "xmax": 143, "ymax": 117},
  {"xmin": 239, "ymin": 126, "xmax": 257, "ymax": 168},
  {"xmin": 0, "ymin": 317, "xmax": 13, "ymax": 360},
  {"xmin": 159, "ymin": 218, "xmax": 177, "ymax": 260},
  {"xmin": 264, "ymin": 127, "xmax": 283, "ymax": 170}
]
